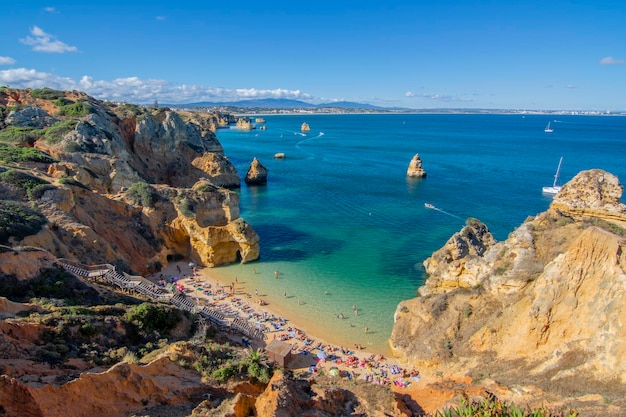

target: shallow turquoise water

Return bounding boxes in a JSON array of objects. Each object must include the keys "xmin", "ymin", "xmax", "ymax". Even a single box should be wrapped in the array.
[{"xmin": 212, "ymin": 114, "xmax": 626, "ymax": 352}]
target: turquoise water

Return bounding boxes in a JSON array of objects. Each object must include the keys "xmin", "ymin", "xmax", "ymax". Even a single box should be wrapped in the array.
[{"xmin": 213, "ymin": 114, "xmax": 626, "ymax": 352}]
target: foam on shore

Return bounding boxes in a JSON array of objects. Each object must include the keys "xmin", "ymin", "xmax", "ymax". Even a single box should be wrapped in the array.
[{"xmin": 158, "ymin": 261, "xmax": 393, "ymax": 355}]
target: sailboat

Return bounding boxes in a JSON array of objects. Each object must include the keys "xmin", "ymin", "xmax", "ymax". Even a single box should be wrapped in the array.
[
  {"xmin": 542, "ymin": 156, "xmax": 563, "ymax": 194},
  {"xmin": 544, "ymin": 122, "xmax": 554, "ymax": 133}
]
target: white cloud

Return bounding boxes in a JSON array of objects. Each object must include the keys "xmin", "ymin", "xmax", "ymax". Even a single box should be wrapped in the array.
[
  {"xmin": 0, "ymin": 56, "xmax": 16, "ymax": 65},
  {"xmin": 422, "ymin": 93, "xmax": 453, "ymax": 101},
  {"xmin": 44, "ymin": 7, "xmax": 58, "ymax": 13},
  {"xmin": 405, "ymin": 91, "xmax": 415, "ymax": 97},
  {"xmin": 20, "ymin": 26, "xmax": 78, "ymax": 53},
  {"xmin": 599, "ymin": 56, "xmax": 625, "ymax": 65},
  {"xmin": 0, "ymin": 68, "xmax": 313, "ymax": 104},
  {"xmin": 156, "ymin": 16, "xmax": 166, "ymax": 21},
  {"xmin": 565, "ymin": 84, "xmax": 577, "ymax": 89}
]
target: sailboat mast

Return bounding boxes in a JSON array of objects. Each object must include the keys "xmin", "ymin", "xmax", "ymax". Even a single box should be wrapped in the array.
[{"xmin": 553, "ymin": 156, "xmax": 563, "ymax": 187}]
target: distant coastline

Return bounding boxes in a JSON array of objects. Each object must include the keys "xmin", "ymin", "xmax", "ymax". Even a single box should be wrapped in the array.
[
  {"xmin": 176, "ymin": 106, "xmax": 626, "ymax": 118},
  {"xmin": 164, "ymin": 97, "xmax": 625, "ymax": 116}
]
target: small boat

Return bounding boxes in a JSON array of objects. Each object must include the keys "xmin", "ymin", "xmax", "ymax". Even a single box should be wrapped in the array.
[
  {"xmin": 424, "ymin": 203, "xmax": 436, "ymax": 209},
  {"xmin": 544, "ymin": 122, "xmax": 554, "ymax": 133},
  {"xmin": 542, "ymin": 156, "xmax": 563, "ymax": 195}
]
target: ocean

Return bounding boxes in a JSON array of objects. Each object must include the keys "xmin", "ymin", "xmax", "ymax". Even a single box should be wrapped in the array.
[{"xmin": 210, "ymin": 113, "xmax": 626, "ymax": 353}]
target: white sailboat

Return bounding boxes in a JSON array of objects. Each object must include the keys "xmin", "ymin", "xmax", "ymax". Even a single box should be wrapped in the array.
[
  {"xmin": 544, "ymin": 122, "xmax": 554, "ymax": 133},
  {"xmin": 542, "ymin": 156, "xmax": 563, "ymax": 194}
]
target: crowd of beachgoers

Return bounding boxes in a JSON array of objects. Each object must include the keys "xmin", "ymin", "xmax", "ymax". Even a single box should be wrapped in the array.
[{"xmin": 150, "ymin": 262, "xmax": 421, "ymax": 388}]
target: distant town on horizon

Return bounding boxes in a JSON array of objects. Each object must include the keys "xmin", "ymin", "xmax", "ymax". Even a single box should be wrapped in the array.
[{"xmin": 162, "ymin": 97, "xmax": 625, "ymax": 116}]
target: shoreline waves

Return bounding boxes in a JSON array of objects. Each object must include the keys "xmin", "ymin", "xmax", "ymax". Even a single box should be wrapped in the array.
[{"xmin": 152, "ymin": 261, "xmax": 424, "ymax": 390}]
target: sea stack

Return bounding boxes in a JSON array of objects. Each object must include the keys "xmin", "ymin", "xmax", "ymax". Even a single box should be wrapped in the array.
[
  {"xmin": 406, "ymin": 153, "xmax": 427, "ymax": 178},
  {"xmin": 301, "ymin": 122, "xmax": 311, "ymax": 132},
  {"xmin": 245, "ymin": 157, "xmax": 268, "ymax": 185}
]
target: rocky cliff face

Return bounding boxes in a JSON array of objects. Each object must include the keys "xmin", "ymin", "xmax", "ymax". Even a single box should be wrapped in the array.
[
  {"xmin": 0, "ymin": 88, "xmax": 258, "ymax": 273},
  {"xmin": 390, "ymin": 169, "xmax": 626, "ymax": 412}
]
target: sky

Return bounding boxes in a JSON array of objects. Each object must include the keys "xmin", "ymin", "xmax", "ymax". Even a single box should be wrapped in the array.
[{"xmin": 1, "ymin": 0, "xmax": 625, "ymax": 110}]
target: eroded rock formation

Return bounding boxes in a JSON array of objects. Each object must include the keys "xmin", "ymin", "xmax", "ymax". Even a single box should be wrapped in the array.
[
  {"xmin": 0, "ymin": 88, "xmax": 258, "ymax": 273},
  {"xmin": 390, "ymin": 169, "xmax": 626, "ymax": 413},
  {"xmin": 244, "ymin": 157, "xmax": 268, "ymax": 185},
  {"xmin": 407, "ymin": 153, "xmax": 427, "ymax": 178}
]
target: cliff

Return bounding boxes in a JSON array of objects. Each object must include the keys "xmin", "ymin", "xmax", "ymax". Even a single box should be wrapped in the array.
[
  {"xmin": 0, "ymin": 87, "xmax": 258, "ymax": 274},
  {"xmin": 390, "ymin": 169, "xmax": 626, "ymax": 414}
]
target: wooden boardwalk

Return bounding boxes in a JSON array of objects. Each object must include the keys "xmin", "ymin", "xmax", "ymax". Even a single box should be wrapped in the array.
[{"xmin": 54, "ymin": 257, "xmax": 265, "ymax": 341}]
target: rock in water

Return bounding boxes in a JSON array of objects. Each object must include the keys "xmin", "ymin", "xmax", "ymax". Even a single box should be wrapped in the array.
[
  {"xmin": 407, "ymin": 153, "xmax": 427, "ymax": 178},
  {"xmin": 245, "ymin": 157, "xmax": 268, "ymax": 185}
]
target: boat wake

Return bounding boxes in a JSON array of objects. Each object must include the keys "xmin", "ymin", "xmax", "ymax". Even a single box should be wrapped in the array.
[
  {"xmin": 296, "ymin": 132, "xmax": 325, "ymax": 147},
  {"xmin": 425, "ymin": 203, "xmax": 463, "ymax": 220}
]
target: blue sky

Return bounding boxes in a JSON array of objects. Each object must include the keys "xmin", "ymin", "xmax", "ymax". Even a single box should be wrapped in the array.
[{"xmin": 1, "ymin": 0, "xmax": 625, "ymax": 110}]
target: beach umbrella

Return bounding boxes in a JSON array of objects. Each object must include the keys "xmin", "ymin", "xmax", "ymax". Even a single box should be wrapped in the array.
[
  {"xmin": 316, "ymin": 350, "xmax": 327, "ymax": 360},
  {"xmin": 328, "ymin": 367, "xmax": 340, "ymax": 377}
]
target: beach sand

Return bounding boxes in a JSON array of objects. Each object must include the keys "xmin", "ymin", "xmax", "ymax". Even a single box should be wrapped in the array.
[{"xmin": 150, "ymin": 261, "xmax": 425, "ymax": 391}]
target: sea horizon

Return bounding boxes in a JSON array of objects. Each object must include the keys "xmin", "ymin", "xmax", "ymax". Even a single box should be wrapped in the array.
[{"xmin": 211, "ymin": 113, "xmax": 626, "ymax": 354}]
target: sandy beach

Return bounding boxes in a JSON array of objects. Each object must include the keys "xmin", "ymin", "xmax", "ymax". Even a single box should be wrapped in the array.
[{"xmin": 150, "ymin": 261, "xmax": 424, "ymax": 391}]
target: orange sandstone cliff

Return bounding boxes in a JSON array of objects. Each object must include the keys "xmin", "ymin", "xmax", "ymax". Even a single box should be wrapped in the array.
[
  {"xmin": 0, "ymin": 88, "xmax": 258, "ymax": 274},
  {"xmin": 390, "ymin": 169, "xmax": 626, "ymax": 414}
]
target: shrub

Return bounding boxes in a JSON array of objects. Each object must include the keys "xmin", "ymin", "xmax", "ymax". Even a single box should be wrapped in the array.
[
  {"xmin": 436, "ymin": 396, "xmax": 579, "ymax": 417},
  {"xmin": 0, "ymin": 126, "xmax": 42, "ymax": 144},
  {"xmin": 176, "ymin": 196, "xmax": 195, "ymax": 217},
  {"xmin": 127, "ymin": 181, "xmax": 158, "ymax": 208},
  {"xmin": 0, "ymin": 144, "xmax": 56, "ymax": 163},
  {"xmin": 53, "ymin": 97, "xmax": 73, "ymax": 106},
  {"xmin": 0, "ymin": 267, "xmax": 101, "ymax": 304},
  {"xmin": 115, "ymin": 103, "xmax": 143, "ymax": 119},
  {"xmin": 44, "ymin": 119, "xmax": 78, "ymax": 144},
  {"xmin": 0, "ymin": 200, "xmax": 46, "ymax": 244},
  {"xmin": 57, "ymin": 101, "xmax": 93, "ymax": 117},
  {"xmin": 0, "ymin": 169, "xmax": 50, "ymax": 199},
  {"xmin": 30, "ymin": 88, "xmax": 66, "ymax": 101},
  {"xmin": 29, "ymin": 183, "xmax": 57, "ymax": 200},
  {"xmin": 123, "ymin": 303, "xmax": 181, "ymax": 333},
  {"xmin": 212, "ymin": 361, "xmax": 237, "ymax": 382}
]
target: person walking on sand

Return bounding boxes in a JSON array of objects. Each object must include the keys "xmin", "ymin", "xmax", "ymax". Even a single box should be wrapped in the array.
[
  {"xmin": 364, "ymin": 326, "xmax": 369, "ymax": 334},
  {"xmin": 275, "ymin": 270, "xmax": 279, "ymax": 279}
]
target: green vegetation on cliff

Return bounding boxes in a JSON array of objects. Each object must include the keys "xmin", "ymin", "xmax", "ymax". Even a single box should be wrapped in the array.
[
  {"xmin": 0, "ymin": 126, "xmax": 41, "ymax": 144},
  {"xmin": 0, "ymin": 200, "xmax": 46, "ymax": 244},
  {"xmin": 44, "ymin": 119, "xmax": 78, "ymax": 144},
  {"xmin": 127, "ymin": 181, "xmax": 158, "ymax": 208},
  {"xmin": 30, "ymin": 87, "xmax": 66, "ymax": 101},
  {"xmin": 0, "ymin": 169, "xmax": 51, "ymax": 200},
  {"xmin": 56, "ymin": 100, "xmax": 93, "ymax": 117},
  {"xmin": 0, "ymin": 143, "xmax": 56, "ymax": 163}
]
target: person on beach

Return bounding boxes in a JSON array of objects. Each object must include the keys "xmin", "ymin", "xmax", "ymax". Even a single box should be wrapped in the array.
[
  {"xmin": 283, "ymin": 290, "xmax": 287, "ymax": 297},
  {"xmin": 275, "ymin": 270, "xmax": 279, "ymax": 278},
  {"xmin": 255, "ymin": 289, "xmax": 258, "ymax": 296},
  {"xmin": 176, "ymin": 265, "xmax": 181, "ymax": 274},
  {"xmin": 364, "ymin": 326, "xmax": 369, "ymax": 333}
]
